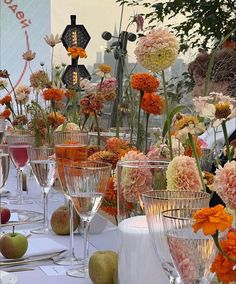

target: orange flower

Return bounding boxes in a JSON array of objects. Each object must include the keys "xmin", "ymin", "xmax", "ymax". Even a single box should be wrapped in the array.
[
  {"xmin": 141, "ymin": 92, "xmax": 165, "ymax": 115},
  {"xmin": 64, "ymin": 89, "xmax": 77, "ymax": 99},
  {"xmin": 211, "ymin": 231, "xmax": 236, "ymax": 284},
  {"xmin": 0, "ymin": 95, "xmax": 12, "ymax": 105},
  {"xmin": 88, "ymin": 150, "xmax": 118, "ymax": 169},
  {"xmin": 192, "ymin": 205, "xmax": 233, "ymax": 235},
  {"xmin": 105, "ymin": 137, "xmax": 136, "ymax": 159},
  {"xmin": 184, "ymin": 136, "xmax": 202, "ymax": 158},
  {"xmin": 47, "ymin": 112, "xmax": 66, "ymax": 128},
  {"xmin": 0, "ymin": 108, "xmax": 11, "ymax": 119},
  {"xmin": 97, "ymin": 64, "xmax": 112, "ymax": 74},
  {"xmin": 100, "ymin": 176, "xmax": 118, "ymax": 216},
  {"xmin": 67, "ymin": 47, "xmax": 87, "ymax": 59},
  {"xmin": 43, "ymin": 88, "xmax": 64, "ymax": 101},
  {"xmin": 131, "ymin": 73, "xmax": 160, "ymax": 93}
]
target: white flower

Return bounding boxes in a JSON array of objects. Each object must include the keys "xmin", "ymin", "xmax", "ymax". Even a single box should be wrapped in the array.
[{"xmin": 15, "ymin": 85, "xmax": 31, "ymax": 104}]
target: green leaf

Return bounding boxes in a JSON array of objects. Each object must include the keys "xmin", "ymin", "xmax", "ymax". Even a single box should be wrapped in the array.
[{"xmin": 162, "ymin": 105, "xmax": 187, "ymax": 137}]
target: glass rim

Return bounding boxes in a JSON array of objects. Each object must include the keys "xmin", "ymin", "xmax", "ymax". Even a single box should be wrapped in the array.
[
  {"xmin": 117, "ymin": 160, "xmax": 169, "ymax": 168},
  {"xmin": 142, "ymin": 190, "xmax": 210, "ymax": 200},
  {"xmin": 162, "ymin": 208, "xmax": 198, "ymax": 220},
  {"xmin": 0, "ymin": 153, "xmax": 9, "ymax": 158},
  {"xmin": 53, "ymin": 130, "xmax": 88, "ymax": 135},
  {"xmin": 55, "ymin": 143, "xmax": 87, "ymax": 147},
  {"xmin": 30, "ymin": 146, "xmax": 54, "ymax": 150},
  {"xmin": 64, "ymin": 160, "xmax": 112, "ymax": 171},
  {"xmin": 8, "ymin": 144, "xmax": 32, "ymax": 148}
]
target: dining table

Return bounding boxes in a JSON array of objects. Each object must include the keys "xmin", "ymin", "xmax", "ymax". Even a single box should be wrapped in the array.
[{"xmin": 0, "ymin": 165, "xmax": 118, "ymax": 284}]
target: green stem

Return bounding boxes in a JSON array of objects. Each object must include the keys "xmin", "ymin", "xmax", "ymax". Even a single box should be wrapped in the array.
[
  {"xmin": 94, "ymin": 111, "xmax": 100, "ymax": 149},
  {"xmin": 212, "ymin": 231, "xmax": 236, "ymax": 262},
  {"xmin": 162, "ymin": 70, "xmax": 173, "ymax": 160},
  {"xmin": 222, "ymin": 120, "xmax": 231, "ymax": 162},
  {"xmin": 145, "ymin": 113, "xmax": 149, "ymax": 154},
  {"xmin": 8, "ymin": 77, "xmax": 19, "ymax": 115},
  {"xmin": 188, "ymin": 133, "xmax": 205, "ymax": 191},
  {"xmin": 136, "ymin": 90, "xmax": 144, "ymax": 149}
]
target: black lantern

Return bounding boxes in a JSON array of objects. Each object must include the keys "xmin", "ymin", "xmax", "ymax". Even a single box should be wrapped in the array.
[{"xmin": 61, "ymin": 15, "xmax": 91, "ymax": 89}]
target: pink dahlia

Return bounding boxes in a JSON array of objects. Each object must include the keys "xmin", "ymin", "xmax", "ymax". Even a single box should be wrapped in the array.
[
  {"xmin": 117, "ymin": 151, "xmax": 153, "ymax": 203},
  {"xmin": 166, "ymin": 156, "xmax": 202, "ymax": 191},
  {"xmin": 97, "ymin": 77, "xmax": 117, "ymax": 94},
  {"xmin": 214, "ymin": 161, "xmax": 236, "ymax": 210}
]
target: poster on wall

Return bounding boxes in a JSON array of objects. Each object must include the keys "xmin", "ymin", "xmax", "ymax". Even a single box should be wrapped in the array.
[{"xmin": 0, "ymin": 0, "xmax": 51, "ymax": 88}]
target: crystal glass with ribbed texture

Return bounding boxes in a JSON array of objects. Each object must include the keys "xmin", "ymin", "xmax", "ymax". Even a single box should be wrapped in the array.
[{"xmin": 142, "ymin": 191, "xmax": 210, "ymax": 284}]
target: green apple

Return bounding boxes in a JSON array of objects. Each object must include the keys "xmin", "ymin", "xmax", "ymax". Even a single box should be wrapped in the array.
[
  {"xmin": 0, "ymin": 227, "xmax": 28, "ymax": 259},
  {"xmin": 50, "ymin": 205, "xmax": 79, "ymax": 235},
  {"xmin": 89, "ymin": 251, "xmax": 118, "ymax": 284}
]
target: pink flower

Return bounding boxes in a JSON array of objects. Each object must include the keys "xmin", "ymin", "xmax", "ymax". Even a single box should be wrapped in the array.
[
  {"xmin": 134, "ymin": 14, "xmax": 144, "ymax": 33},
  {"xmin": 97, "ymin": 77, "xmax": 117, "ymax": 94},
  {"xmin": 166, "ymin": 156, "xmax": 202, "ymax": 191},
  {"xmin": 214, "ymin": 161, "xmax": 236, "ymax": 210},
  {"xmin": 117, "ymin": 151, "xmax": 153, "ymax": 203}
]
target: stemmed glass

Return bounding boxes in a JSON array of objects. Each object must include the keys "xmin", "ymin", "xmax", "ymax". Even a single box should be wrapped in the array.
[
  {"xmin": 0, "ymin": 153, "xmax": 10, "ymax": 206},
  {"xmin": 29, "ymin": 147, "xmax": 56, "ymax": 234},
  {"xmin": 142, "ymin": 191, "xmax": 210, "ymax": 284},
  {"xmin": 162, "ymin": 208, "xmax": 218, "ymax": 284},
  {"xmin": 6, "ymin": 134, "xmax": 34, "ymax": 205},
  {"xmin": 64, "ymin": 161, "xmax": 111, "ymax": 278},
  {"xmin": 54, "ymin": 143, "xmax": 88, "ymax": 265}
]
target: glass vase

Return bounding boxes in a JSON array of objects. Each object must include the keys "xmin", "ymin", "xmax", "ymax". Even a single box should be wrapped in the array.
[{"xmin": 117, "ymin": 160, "xmax": 169, "ymax": 284}]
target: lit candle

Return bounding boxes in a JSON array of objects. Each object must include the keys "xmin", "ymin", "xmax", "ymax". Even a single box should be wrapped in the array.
[{"xmin": 118, "ymin": 215, "xmax": 169, "ymax": 284}]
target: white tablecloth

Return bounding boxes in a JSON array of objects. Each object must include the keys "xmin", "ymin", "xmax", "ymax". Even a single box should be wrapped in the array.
[{"xmin": 0, "ymin": 166, "xmax": 118, "ymax": 284}]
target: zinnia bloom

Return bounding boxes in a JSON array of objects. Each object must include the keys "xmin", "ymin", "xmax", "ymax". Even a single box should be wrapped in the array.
[
  {"xmin": 43, "ymin": 88, "xmax": 64, "ymax": 101},
  {"xmin": 79, "ymin": 93, "xmax": 104, "ymax": 114},
  {"xmin": 88, "ymin": 150, "xmax": 118, "ymax": 169},
  {"xmin": 95, "ymin": 64, "xmax": 112, "ymax": 78},
  {"xmin": 184, "ymin": 136, "xmax": 203, "ymax": 158},
  {"xmin": 30, "ymin": 70, "xmax": 50, "ymax": 90},
  {"xmin": 48, "ymin": 112, "xmax": 65, "ymax": 128},
  {"xmin": 0, "ymin": 108, "xmax": 11, "ymax": 119},
  {"xmin": 67, "ymin": 47, "xmax": 87, "ymax": 59},
  {"xmin": 214, "ymin": 161, "xmax": 236, "ymax": 210},
  {"xmin": 134, "ymin": 27, "xmax": 179, "ymax": 72},
  {"xmin": 100, "ymin": 176, "xmax": 118, "ymax": 216},
  {"xmin": 192, "ymin": 205, "xmax": 233, "ymax": 235},
  {"xmin": 97, "ymin": 77, "xmax": 117, "ymax": 94},
  {"xmin": 215, "ymin": 101, "xmax": 232, "ymax": 119},
  {"xmin": 166, "ymin": 155, "xmax": 203, "ymax": 191},
  {"xmin": 141, "ymin": 92, "xmax": 165, "ymax": 115},
  {"xmin": 211, "ymin": 231, "xmax": 236, "ymax": 284},
  {"xmin": 106, "ymin": 137, "xmax": 135, "ymax": 158},
  {"xmin": 0, "ymin": 95, "xmax": 12, "ymax": 105},
  {"xmin": 131, "ymin": 73, "xmax": 160, "ymax": 93}
]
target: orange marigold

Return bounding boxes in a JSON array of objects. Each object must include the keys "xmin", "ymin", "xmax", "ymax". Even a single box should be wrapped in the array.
[
  {"xmin": 0, "ymin": 95, "xmax": 12, "ymax": 105},
  {"xmin": 48, "ymin": 112, "xmax": 66, "ymax": 128},
  {"xmin": 141, "ymin": 92, "xmax": 165, "ymax": 115},
  {"xmin": 192, "ymin": 205, "xmax": 233, "ymax": 236},
  {"xmin": 105, "ymin": 137, "xmax": 136, "ymax": 158},
  {"xmin": 131, "ymin": 73, "xmax": 160, "ymax": 92},
  {"xmin": 88, "ymin": 150, "xmax": 118, "ymax": 169},
  {"xmin": 67, "ymin": 47, "xmax": 87, "ymax": 59},
  {"xmin": 43, "ymin": 88, "xmax": 64, "ymax": 101},
  {"xmin": 0, "ymin": 108, "xmax": 11, "ymax": 119},
  {"xmin": 100, "ymin": 176, "xmax": 118, "ymax": 216},
  {"xmin": 98, "ymin": 64, "xmax": 112, "ymax": 74},
  {"xmin": 211, "ymin": 231, "xmax": 236, "ymax": 284}
]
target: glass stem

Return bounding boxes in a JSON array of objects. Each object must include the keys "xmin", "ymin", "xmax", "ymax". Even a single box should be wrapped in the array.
[
  {"xmin": 18, "ymin": 169, "xmax": 23, "ymax": 203},
  {"xmin": 69, "ymin": 199, "xmax": 75, "ymax": 256},
  {"xmin": 43, "ymin": 189, "xmax": 48, "ymax": 229},
  {"xmin": 83, "ymin": 220, "xmax": 89, "ymax": 271}
]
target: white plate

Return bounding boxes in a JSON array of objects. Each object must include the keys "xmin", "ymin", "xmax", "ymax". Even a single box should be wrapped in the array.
[{"xmin": 0, "ymin": 271, "xmax": 18, "ymax": 284}]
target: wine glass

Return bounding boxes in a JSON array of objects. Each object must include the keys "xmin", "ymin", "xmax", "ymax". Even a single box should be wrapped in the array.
[
  {"xmin": 29, "ymin": 147, "xmax": 55, "ymax": 234},
  {"xmin": 0, "ymin": 153, "xmax": 10, "ymax": 206},
  {"xmin": 162, "ymin": 208, "xmax": 219, "ymax": 284},
  {"xmin": 54, "ymin": 143, "xmax": 88, "ymax": 265},
  {"xmin": 64, "ymin": 161, "xmax": 111, "ymax": 278},
  {"xmin": 6, "ymin": 134, "xmax": 35, "ymax": 204},
  {"xmin": 142, "ymin": 191, "xmax": 210, "ymax": 284}
]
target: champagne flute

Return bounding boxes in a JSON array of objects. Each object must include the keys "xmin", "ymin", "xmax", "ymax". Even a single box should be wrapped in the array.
[
  {"xmin": 54, "ymin": 143, "xmax": 88, "ymax": 265},
  {"xmin": 64, "ymin": 161, "xmax": 111, "ymax": 278},
  {"xmin": 30, "ymin": 147, "xmax": 55, "ymax": 234}
]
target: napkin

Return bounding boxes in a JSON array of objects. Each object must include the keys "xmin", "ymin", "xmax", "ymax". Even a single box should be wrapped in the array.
[{"xmin": 25, "ymin": 237, "xmax": 67, "ymax": 257}]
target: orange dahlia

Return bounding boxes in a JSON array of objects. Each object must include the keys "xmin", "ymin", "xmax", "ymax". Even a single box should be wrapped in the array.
[
  {"xmin": 48, "ymin": 112, "xmax": 66, "ymax": 128},
  {"xmin": 184, "ymin": 136, "xmax": 203, "ymax": 158},
  {"xmin": 131, "ymin": 73, "xmax": 160, "ymax": 93},
  {"xmin": 0, "ymin": 108, "xmax": 11, "ymax": 119},
  {"xmin": 141, "ymin": 92, "xmax": 165, "ymax": 115},
  {"xmin": 43, "ymin": 88, "xmax": 64, "ymax": 101},
  {"xmin": 67, "ymin": 47, "xmax": 87, "ymax": 59}
]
